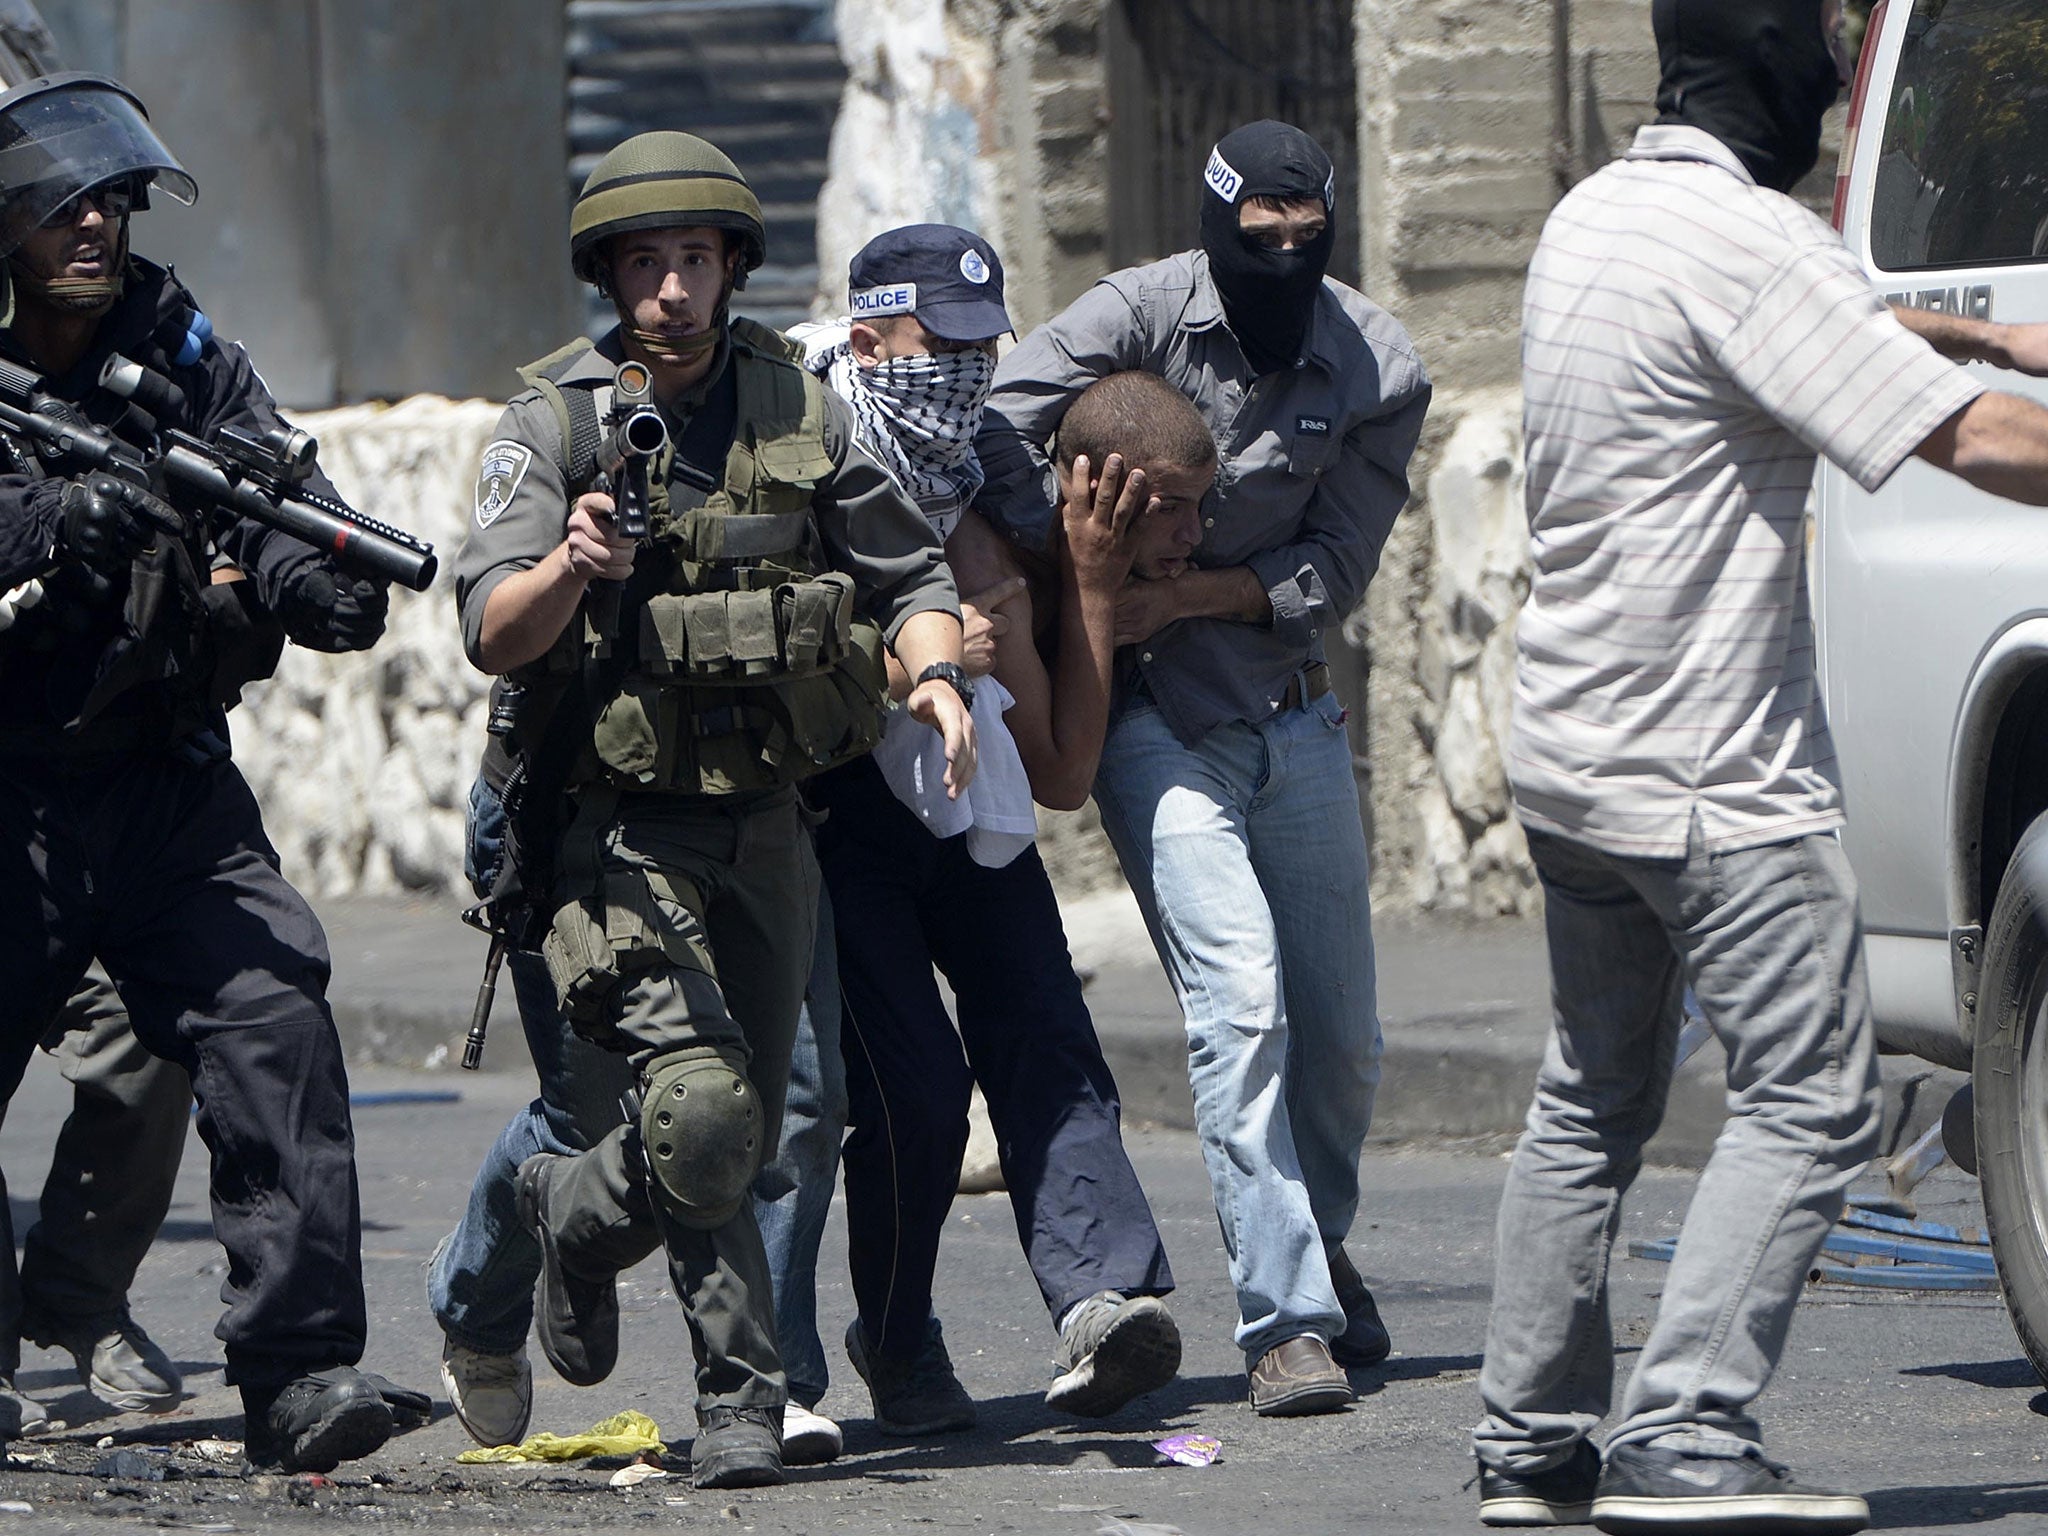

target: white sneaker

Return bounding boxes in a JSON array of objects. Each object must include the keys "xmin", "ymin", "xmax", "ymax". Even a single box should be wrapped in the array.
[
  {"xmin": 439, "ymin": 1338, "xmax": 532, "ymax": 1448},
  {"xmin": 781, "ymin": 1401, "xmax": 842, "ymax": 1465}
]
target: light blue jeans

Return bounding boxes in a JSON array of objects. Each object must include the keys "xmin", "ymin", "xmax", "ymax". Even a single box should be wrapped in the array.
[
  {"xmin": 1092, "ymin": 692, "xmax": 1381, "ymax": 1362},
  {"xmin": 750, "ymin": 895, "xmax": 845, "ymax": 1410},
  {"xmin": 1472, "ymin": 826, "xmax": 1882, "ymax": 1474}
]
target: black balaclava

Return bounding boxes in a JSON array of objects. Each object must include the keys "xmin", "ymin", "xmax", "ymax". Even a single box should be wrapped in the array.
[
  {"xmin": 1198, "ymin": 120, "xmax": 1337, "ymax": 376},
  {"xmin": 1652, "ymin": 0, "xmax": 1842, "ymax": 193}
]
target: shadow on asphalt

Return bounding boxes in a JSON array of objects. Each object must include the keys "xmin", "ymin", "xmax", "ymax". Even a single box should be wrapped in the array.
[
  {"xmin": 1351, "ymin": 1353, "xmax": 1484, "ymax": 1395},
  {"xmin": 1868, "ymin": 1481, "xmax": 2048, "ymax": 1527},
  {"xmin": 1899, "ymin": 1358, "xmax": 2040, "ymax": 1390}
]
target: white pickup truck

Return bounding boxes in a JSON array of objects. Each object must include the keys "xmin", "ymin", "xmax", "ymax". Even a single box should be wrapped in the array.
[{"xmin": 1819, "ymin": 0, "xmax": 2048, "ymax": 1376}]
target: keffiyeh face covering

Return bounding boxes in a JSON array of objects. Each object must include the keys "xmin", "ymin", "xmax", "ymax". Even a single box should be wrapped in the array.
[{"xmin": 825, "ymin": 343, "xmax": 994, "ymax": 538}]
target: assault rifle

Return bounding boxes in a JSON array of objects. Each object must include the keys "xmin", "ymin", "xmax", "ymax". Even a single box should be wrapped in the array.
[
  {"xmin": 0, "ymin": 353, "xmax": 437, "ymax": 592},
  {"xmin": 594, "ymin": 358, "xmax": 667, "ymax": 539}
]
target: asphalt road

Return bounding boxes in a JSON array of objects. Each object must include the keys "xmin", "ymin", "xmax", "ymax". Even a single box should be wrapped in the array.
[{"xmin": 0, "ymin": 1058, "xmax": 2041, "ymax": 1534}]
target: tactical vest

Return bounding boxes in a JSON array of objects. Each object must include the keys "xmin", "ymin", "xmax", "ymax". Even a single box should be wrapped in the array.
[{"xmin": 517, "ymin": 320, "xmax": 888, "ymax": 796}]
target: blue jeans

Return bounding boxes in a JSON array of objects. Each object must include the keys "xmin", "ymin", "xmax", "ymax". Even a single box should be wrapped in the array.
[
  {"xmin": 749, "ymin": 893, "xmax": 845, "ymax": 1409},
  {"xmin": 1092, "ymin": 692, "xmax": 1381, "ymax": 1362},
  {"xmin": 429, "ymin": 774, "xmax": 635, "ymax": 1355},
  {"xmin": 1473, "ymin": 827, "xmax": 1881, "ymax": 1472}
]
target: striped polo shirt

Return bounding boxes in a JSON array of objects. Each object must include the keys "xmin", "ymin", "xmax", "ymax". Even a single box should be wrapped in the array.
[{"xmin": 1509, "ymin": 124, "xmax": 1982, "ymax": 858}]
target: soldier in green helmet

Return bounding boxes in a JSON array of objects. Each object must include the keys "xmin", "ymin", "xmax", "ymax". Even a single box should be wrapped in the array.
[{"xmin": 446, "ymin": 132, "xmax": 974, "ymax": 1488}]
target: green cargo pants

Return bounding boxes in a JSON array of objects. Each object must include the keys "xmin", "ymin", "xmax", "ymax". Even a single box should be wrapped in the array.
[{"xmin": 537, "ymin": 783, "xmax": 818, "ymax": 1413}]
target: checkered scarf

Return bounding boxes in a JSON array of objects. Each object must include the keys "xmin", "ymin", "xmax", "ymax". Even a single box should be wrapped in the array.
[{"xmin": 821, "ymin": 343, "xmax": 993, "ymax": 539}]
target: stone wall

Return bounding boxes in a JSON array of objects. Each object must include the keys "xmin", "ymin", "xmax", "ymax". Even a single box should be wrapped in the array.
[{"xmin": 233, "ymin": 398, "xmax": 503, "ymax": 898}]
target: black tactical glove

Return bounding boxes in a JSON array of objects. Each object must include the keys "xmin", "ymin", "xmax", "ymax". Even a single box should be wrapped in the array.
[
  {"xmin": 56, "ymin": 473, "xmax": 183, "ymax": 574},
  {"xmin": 277, "ymin": 564, "xmax": 390, "ymax": 653}
]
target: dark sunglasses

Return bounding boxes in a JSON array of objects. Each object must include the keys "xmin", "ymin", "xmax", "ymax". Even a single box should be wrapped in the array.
[{"xmin": 38, "ymin": 180, "xmax": 138, "ymax": 230}]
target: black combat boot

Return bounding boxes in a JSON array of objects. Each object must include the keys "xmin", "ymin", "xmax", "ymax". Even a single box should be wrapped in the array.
[
  {"xmin": 242, "ymin": 1367, "xmax": 394, "ymax": 1473},
  {"xmin": 515, "ymin": 1153, "xmax": 620, "ymax": 1386}
]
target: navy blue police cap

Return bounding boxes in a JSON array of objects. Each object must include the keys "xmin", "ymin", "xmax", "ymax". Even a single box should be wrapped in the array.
[{"xmin": 848, "ymin": 223, "xmax": 1012, "ymax": 342}]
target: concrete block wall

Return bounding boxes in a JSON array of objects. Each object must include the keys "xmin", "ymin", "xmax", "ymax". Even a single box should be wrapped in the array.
[{"xmin": 1354, "ymin": 0, "xmax": 1660, "ymax": 912}]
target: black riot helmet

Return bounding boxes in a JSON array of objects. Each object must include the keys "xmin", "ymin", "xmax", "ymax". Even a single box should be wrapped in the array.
[{"xmin": 0, "ymin": 72, "xmax": 195, "ymax": 258}]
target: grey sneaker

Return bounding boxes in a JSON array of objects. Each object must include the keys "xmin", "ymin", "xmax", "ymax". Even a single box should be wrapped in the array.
[
  {"xmin": 845, "ymin": 1317, "xmax": 976, "ymax": 1436},
  {"xmin": 1044, "ymin": 1291, "xmax": 1181, "ymax": 1418},
  {"xmin": 691, "ymin": 1404, "xmax": 784, "ymax": 1489},
  {"xmin": 0, "ymin": 1376, "xmax": 49, "ymax": 1439},
  {"xmin": 28, "ymin": 1309, "xmax": 181, "ymax": 1413},
  {"xmin": 1479, "ymin": 1440, "xmax": 1601, "ymax": 1526},
  {"xmin": 439, "ymin": 1337, "xmax": 532, "ymax": 1448},
  {"xmin": 1592, "ymin": 1444, "xmax": 1868, "ymax": 1534}
]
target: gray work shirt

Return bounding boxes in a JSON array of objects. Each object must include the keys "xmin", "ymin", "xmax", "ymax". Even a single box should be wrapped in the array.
[
  {"xmin": 454, "ymin": 327, "xmax": 959, "ymax": 668},
  {"xmin": 974, "ymin": 249, "xmax": 1430, "ymax": 744}
]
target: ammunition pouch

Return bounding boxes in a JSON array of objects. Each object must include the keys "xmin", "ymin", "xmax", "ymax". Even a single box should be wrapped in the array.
[
  {"xmin": 540, "ymin": 863, "xmax": 715, "ymax": 1044},
  {"xmin": 589, "ymin": 575, "xmax": 887, "ymax": 794}
]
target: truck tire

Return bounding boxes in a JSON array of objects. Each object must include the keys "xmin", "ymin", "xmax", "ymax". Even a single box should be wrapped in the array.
[{"xmin": 1974, "ymin": 809, "xmax": 2048, "ymax": 1386}]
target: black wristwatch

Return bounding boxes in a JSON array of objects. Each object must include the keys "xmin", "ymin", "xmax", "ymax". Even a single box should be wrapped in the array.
[{"xmin": 915, "ymin": 660, "xmax": 976, "ymax": 711}]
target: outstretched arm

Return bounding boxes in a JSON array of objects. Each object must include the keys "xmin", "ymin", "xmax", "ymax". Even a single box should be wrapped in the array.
[
  {"xmin": 1914, "ymin": 391, "xmax": 2048, "ymax": 506},
  {"xmin": 1891, "ymin": 306, "xmax": 2048, "ymax": 376}
]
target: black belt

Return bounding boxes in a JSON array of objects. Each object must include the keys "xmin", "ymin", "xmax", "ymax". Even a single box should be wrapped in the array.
[{"xmin": 1281, "ymin": 663, "xmax": 1331, "ymax": 712}]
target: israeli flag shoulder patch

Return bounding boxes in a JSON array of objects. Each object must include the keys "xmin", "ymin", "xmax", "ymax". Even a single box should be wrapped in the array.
[
  {"xmin": 475, "ymin": 439, "xmax": 534, "ymax": 529},
  {"xmin": 1204, "ymin": 146, "xmax": 1243, "ymax": 204}
]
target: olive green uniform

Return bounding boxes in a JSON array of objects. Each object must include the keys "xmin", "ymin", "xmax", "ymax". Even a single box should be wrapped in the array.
[{"xmin": 454, "ymin": 322, "xmax": 956, "ymax": 1412}]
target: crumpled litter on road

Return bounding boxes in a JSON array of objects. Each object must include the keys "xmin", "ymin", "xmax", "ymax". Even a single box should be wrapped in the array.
[
  {"xmin": 608, "ymin": 1456, "xmax": 669, "ymax": 1487},
  {"xmin": 1151, "ymin": 1434, "xmax": 1221, "ymax": 1468},
  {"xmin": 456, "ymin": 1410, "xmax": 666, "ymax": 1464}
]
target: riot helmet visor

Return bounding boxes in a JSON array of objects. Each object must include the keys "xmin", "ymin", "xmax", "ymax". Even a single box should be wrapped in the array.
[{"xmin": 0, "ymin": 76, "xmax": 194, "ymax": 257}]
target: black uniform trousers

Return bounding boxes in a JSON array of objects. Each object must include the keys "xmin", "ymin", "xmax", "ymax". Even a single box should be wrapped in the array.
[
  {"xmin": 811, "ymin": 755, "xmax": 1173, "ymax": 1359},
  {"xmin": 0, "ymin": 749, "xmax": 366, "ymax": 1390}
]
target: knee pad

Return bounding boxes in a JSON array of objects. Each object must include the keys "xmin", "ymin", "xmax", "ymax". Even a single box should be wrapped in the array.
[{"xmin": 640, "ymin": 1046, "xmax": 762, "ymax": 1230}]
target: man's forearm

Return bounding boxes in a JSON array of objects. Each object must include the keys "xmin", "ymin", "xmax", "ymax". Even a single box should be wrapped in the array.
[
  {"xmin": 1175, "ymin": 566, "xmax": 1272, "ymax": 625},
  {"xmin": 890, "ymin": 607, "xmax": 966, "ymax": 679},
  {"xmin": 1894, "ymin": 305, "xmax": 2020, "ymax": 369},
  {"xmin": 476, "ymin": 549, "xmax": 588, "ymax": 674}
]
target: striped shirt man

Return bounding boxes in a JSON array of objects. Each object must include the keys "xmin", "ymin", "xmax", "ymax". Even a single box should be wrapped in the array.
[{"xmin": 1510, "ymin": 123, "xmax": 1981, "ymax": 857}]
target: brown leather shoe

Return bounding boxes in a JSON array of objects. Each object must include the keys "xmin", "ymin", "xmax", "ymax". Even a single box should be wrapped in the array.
[{"xmin": 1248, "ymin": 1335, "xmax": 1353, "ymax": 1417}]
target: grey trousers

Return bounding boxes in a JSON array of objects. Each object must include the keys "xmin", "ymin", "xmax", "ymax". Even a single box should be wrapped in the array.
[
  {"xmin": 0, "ymin": 966, "xmax": 191, "ymax": 1371},
  {"xmin": 539, "ymin": 788, "xmax": 818, "ymax": 1415},
  {"xmin": 1473, "ymin": 825, "xmax": 1882, "ymax": 1473}
]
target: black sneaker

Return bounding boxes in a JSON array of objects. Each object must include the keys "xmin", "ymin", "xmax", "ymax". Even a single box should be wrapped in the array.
[
  {"xmin": 515, "ymin": 1154, "xmax": 619, "ymax": 1387},
  {"xmin": 691, "ymin": 1405, "xmax": 784, "ymax": 1490},
  {"xmin": 1593, "ymin": 1444, "xmax": 1868, "ymax": 1534},
  {"xmin": 1327, "ymin": 1247, "xmax": 1392, "ymax": 1367},
  {"xmin": 845, "ymin": 1317, "xmax": 976, "ymax": 1436},
  {"xmin": 1044, "ymin": 1291, "xmax": 1181, "ymax": 1418},
  {"xmin": 1479, "ymin": 1440, "xmax": 1600, "ymax": 1526},
  {"xmin": 243, "ymin": 1367, "xmax": 395, "ymax": 1473}
]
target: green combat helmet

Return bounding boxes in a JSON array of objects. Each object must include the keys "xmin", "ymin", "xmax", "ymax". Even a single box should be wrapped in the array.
[{"xmin": 568, "ymin": 131, "xmax": 766, "ymax": 289}]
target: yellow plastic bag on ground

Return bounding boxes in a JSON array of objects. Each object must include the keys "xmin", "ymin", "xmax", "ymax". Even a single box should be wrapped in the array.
[{"xmin": 456, "ymin": 1409, "xmax": 666, "ymax": 1463}]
